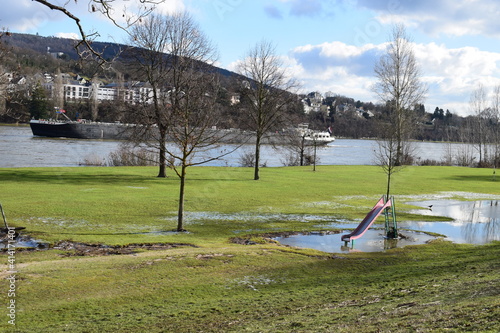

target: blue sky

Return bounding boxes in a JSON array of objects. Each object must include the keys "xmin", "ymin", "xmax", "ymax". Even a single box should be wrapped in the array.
[{"xmin": 4, "ymin": 0, "xmax": 500, "ymax": 116}]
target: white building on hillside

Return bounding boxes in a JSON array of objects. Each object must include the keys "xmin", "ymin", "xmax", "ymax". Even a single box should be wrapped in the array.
[{"xmin": 40, "ymin": 73, "xmax": 155, "ymax": 104}]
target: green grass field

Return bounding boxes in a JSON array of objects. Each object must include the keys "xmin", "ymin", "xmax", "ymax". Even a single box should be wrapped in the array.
[{"xmin": 1, "ymin": 165, "xmax": 499, "ymax": 332}]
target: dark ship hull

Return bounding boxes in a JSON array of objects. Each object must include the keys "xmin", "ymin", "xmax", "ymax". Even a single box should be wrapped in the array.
[
  {"xmin": 29, "ymin": 120, "xmax": 135, "ymax": 140},
  {"xmin": 29, "ymin": 120, "xmax": 335, "ymax": 145}
]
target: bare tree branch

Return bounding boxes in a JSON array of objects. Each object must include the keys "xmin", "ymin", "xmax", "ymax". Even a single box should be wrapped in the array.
[
  {"xmin": 373, "ymin": 24, "xmax": 426, "ymax": 197},
  {"xmin": 129, "ymin": 12, "xmax": 235, "ymax": 231},
  {"xmin": 237, "ymin": 40, "xmax": 300, "ymax": 180},
  {"xmin": 32, "ymin": 0, "xmax": 165, "ymax": 65},
  {"xmin": 373, "ymin": 23, "xmax": 427, "ymax": 167}
]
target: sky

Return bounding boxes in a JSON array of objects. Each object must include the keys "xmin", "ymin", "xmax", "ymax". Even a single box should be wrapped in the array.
[{"xmin": 3, "ymin": 0, "xmax": 500, "ymax": 116}]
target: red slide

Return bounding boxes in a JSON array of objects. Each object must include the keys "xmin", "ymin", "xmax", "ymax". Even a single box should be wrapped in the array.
[{"xmin": 341, "ymin": 197, "xmax": 392, "ymax": 242}]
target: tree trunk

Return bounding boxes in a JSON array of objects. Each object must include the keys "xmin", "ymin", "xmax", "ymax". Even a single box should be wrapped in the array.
[
  {"xmin": 385, "ymin": 143, "xmax": 394, "ymax": 199},
  {"xmin": 300, "ymin": 136, "xmax": 305, "ymax": 166},
  {"xmin": 157, "ymin": 127, "xmax": 167, "ymax": 178},
  {"xmin": 386, "ymin": 169, "xmax": 392, "ymax": 199},
  {"xmin": 313, "ymin": 141, "xmax": 317, "ymax": 171},
  {"xmin": 254, "ymin": 134, "xmax": 261, "ymax": 180},
  {"xmin": 177, "ymin": 165, "xmax": 187, "ymax": 231},
  {"xmin": 396, "ymin": 141, "xmax": 403, "ymax": 166}
]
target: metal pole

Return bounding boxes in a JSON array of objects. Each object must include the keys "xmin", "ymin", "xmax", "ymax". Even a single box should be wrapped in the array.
[
  {"xmin": 384, "ymin": 195, "xmax": 390, "ymax": 236},
  {"xmin": 0, "ymin": 203, "xmax": 8, "ymax": 229},
  {"xmin": 313, "ymin": 140, "xmax": 317, "ymax": 172},
  {"xmin": 391, "ymin": 196, "xmax": 397, "ymax": 237}
]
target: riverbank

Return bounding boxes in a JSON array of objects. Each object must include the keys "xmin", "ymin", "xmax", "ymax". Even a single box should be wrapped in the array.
[{"xmin": 0, "ymin": 165, "xmax": 498, "ymax": 332}]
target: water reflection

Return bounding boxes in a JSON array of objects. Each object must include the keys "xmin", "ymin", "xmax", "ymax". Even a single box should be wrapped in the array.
[
  {"xmin": 275, "ymin": 229, "xmax": 437, "ymax": 253},
  {"xmin": 406, "ymin": 200, "xmax": 499, "ymax": 244},
  {"xmin": 0, "ymin": 235, "xmax": 49, "ymax": 249},
  {"xmin": 275, "ymin": 199, "xmax": 499, "ymax": 253}
]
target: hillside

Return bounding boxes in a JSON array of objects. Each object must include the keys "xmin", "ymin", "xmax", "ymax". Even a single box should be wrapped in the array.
[
  {"xmin": 2, "ymin": 32, "xmax": 240, "ymax": 80},
  {"xmin": 4, "ymin": 33, "xmax": 122, "ymax": 60}
]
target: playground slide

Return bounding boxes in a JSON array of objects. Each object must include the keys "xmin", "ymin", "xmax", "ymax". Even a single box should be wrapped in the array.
[{"xmin": 341, "ymin": 197, "xmax": 392, "ymax": 242}]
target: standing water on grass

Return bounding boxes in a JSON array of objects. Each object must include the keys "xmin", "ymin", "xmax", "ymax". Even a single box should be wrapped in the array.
[
  {"xmin": 404, "ymin": 200, "xmax": 499, "ymax": 244},
  {"xmin": 274, "ymin": 228, "xmax": 437, "ymax": 253},
  {"xmin": 275, "ymin": 200, "xmax": 499, "ymax": 253}
]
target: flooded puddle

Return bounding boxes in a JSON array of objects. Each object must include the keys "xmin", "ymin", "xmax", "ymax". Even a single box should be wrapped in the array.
[
  {"xmin": 140, "ymin": 230, "xmax": 191, "ymax": 236},
  {"xmin": 274, "ymin": 229, "xmax": 437, "ymax": 253},
  {"xmin": 0, "ymin": 234, "xmax": 49, "ymax": 249},
  {"xmin": 404, "ymin": 200, "xmax": 499, "ymax": 244},
  {"xmin": 274, "ymin": 200, "xmax": 499, "ymax": 253}
]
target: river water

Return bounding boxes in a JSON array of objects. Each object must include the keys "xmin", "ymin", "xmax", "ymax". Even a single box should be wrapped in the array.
[{"xmin": 0, "ymin": 125, "xmax": 478, "ymax": 167}]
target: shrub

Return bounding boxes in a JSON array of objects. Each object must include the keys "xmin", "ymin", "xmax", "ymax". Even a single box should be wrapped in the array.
[
  {"xmin": 80, "ymin": 154, "xmax": 106, "ymax": 166},
  {"xmin": 108, "ymin": 145, "xmax": 157, "ymax": 166}
]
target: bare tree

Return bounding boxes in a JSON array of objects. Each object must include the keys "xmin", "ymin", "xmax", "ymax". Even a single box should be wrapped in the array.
[
  {"xmin": 129, "ymin": 12, "xmax": 232, "ymax": 231},
  {"xmin": 279, "ymin": 127, "xmax": 323, "ymax": 167},
  {"xmin": 0, "ymin": 31, "xmax": 32, "ymax": 123},
  {"xmin": 32, "ymin": 0, "xmax": 165, "ymax": 64},
  {"xmin": 469, "ymin": 84, "xmax": 489, "ymax": 166},
  {"xmin": 128, "ymin": 13, "xmax": 177, "ymax": 177},
  {"xmin": 53, "ymin": 68, "xmax": 65, "ymax": 111},
  {"xmin": 0, "ymin": 30, "xmax": 11, "ymax": 120},
  {"xmin": 492, "ymin": 85, "xmax": 500, "ymax": 170},
  {"xmin": 160, "ymin": 13, "xmax": 225, "ymax": 231},
  {"xmin": 237, "ymin": 40, "xmax": 299, "ymax": 180},
  {"xmin": 0, "ymin": 76, "xmax": 6, "ymax": 121},
  {"xmin": 373, "ymin": 24, "xmax": 427, "ymax": 167},
  {"xmin": 375, "ymin": 123, "xmax": 405, "ymax": 198},
  {"xmin": 0, "ymin": 69, "xmax": 7, "ymax": 120},
  {"xmin": 281, "ymin": 134, "xmax": 310, "ymax": 167}
]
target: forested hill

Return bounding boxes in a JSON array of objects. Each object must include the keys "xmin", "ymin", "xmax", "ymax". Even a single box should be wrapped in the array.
[
  {"xmin": 4, "ymin": 33, "xmax": 123, "ymax": 60},
  {"xmin": 2, "ymin": 32, "xmax": 239, "ymax": 79}
]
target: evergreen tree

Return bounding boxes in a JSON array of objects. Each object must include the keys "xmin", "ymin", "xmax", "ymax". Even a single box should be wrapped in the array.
[{"xmin": 29, "ymin": 82, "xmax": 50, "ymax": 119}]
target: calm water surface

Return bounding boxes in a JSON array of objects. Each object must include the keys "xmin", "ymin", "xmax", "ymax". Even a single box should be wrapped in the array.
[
  {"xmin": 0, "ymin": 125, "xmax": 478, "ymax": 167},
  {"xmin": 405, "ymin": 200, "xmax": 499, "ymax": 244},
  {"xmin": 275, "ymin": 200, "xmax": 499, "ymax": 253}
]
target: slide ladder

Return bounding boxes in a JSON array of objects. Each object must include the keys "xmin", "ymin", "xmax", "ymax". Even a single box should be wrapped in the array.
[
  {"xmin": 341, "ymin": 196, "xmax": 397, "ymax": 244},
  {"xmin": 384, "ymin": 196, "xmax": 398, "ymax": 238}
]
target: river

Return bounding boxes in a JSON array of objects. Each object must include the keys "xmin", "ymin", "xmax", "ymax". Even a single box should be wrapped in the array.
[{"xmin": 0, "ymin": 125, "xmax": 478, "ymax": 168}]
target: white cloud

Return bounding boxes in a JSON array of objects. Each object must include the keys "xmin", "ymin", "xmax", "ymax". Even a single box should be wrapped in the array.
[
  {"xmin": 413, "ymin": 43, "xmax": 500, "ymax": 114},
  {"xmin": 156, "ymin": 0, "xmax": 186, "ymax": 13},
  {"xmin": 54, "ymin": 32, "xmax": 79, "ymax": 40},
  {"xmin": 0, "ymin": 1, "xmax": 58, "ymax": 32},
  {"xmin": 288, "ymin": 40, "xmax": 500, "ymax": 116},
  {"xmin": 357, "ymin": 0, "xmax": 500, "ymax": 38}
]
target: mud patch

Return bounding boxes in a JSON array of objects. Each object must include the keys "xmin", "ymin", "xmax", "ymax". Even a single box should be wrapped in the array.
[
  {"xmin": 196, "ymin": 253, "xmax": 234, "ymax": 260},
  {"xmin": 230, "ymin": 230, "xmax": 342, "ymax": 246},
  {"xmin": 53, "ymin": 241, "xmax": 198, "ymax": 257}
]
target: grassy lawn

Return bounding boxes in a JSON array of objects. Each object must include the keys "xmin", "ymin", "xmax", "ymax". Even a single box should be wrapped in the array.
[{"xmin": 0, "ymin": 165, "xmax": 499, "ymax": 332}]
